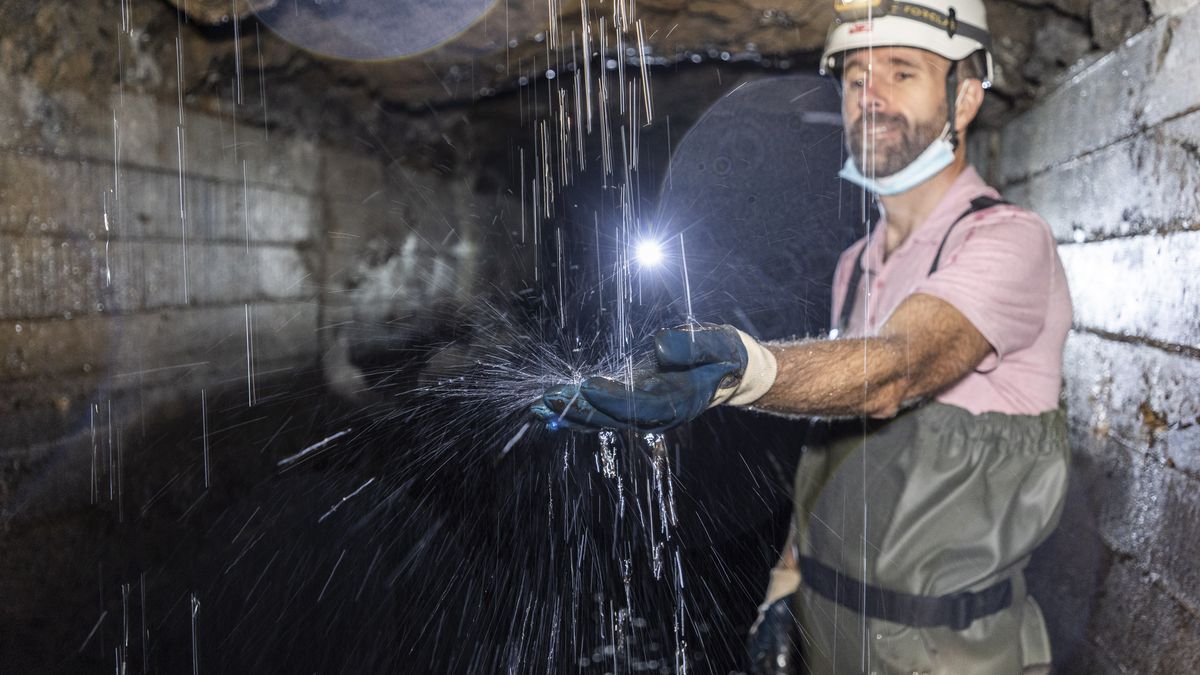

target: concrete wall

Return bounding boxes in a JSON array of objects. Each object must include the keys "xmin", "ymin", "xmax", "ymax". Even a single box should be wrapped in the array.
[
  {"xmin": 983, "ymin": 2, "xmax": 1200, "ymax": 671},
  {"xmin": 0, "ymin": 64, "xmax": 391, "ymax": 514},
  {"xmin": 0, "ymin": 2, "xmax": 529, "ymax": 525}
]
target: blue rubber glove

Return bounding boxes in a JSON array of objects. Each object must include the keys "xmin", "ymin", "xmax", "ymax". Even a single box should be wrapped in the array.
[
  {"xmin": 747, "ymin": 594, "xmax": 801, "ymax": 675},
  {"xmin": 531, "ymin": 325, "xmax": 755, "ymax": 433},
  {"xmin": 530, "ymin": 381, "xmax": 629, "ymax": 432}
]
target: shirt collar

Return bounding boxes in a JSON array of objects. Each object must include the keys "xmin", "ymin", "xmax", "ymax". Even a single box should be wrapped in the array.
[{"xmin": 859, "ymin": 166, "xmax": 999, "ymax": 274}]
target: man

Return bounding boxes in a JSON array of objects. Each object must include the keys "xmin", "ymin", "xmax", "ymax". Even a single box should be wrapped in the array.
[{"xmin": 533, "ymin": 1, "xmax": 1071, "ymax": 673}]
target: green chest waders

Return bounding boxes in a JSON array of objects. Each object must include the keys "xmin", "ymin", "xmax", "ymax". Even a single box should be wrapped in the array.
[
  {"xmin": 790, "ymin": 199, "xmax": 1070, "ymax": 674},
  {"xmin": 792, "ymin": 404, "xmax": 1068, "ymax": 675}
]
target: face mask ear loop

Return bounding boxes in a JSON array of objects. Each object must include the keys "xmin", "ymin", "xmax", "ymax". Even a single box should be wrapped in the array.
[{"xmin": 945, "ymin": 64, "xmax": 960, "ymax": 150}]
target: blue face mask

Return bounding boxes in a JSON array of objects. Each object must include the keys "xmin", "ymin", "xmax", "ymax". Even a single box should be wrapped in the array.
[{"xmin": 839, "ymin": 124, "xmax": 957, "ymax": 196}]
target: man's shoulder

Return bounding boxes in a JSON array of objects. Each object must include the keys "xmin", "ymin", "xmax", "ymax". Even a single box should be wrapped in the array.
[
  {"xmin": 957, "ymin": 194, "xmax": 1056, "ymax": 244},
  {"xmin": 950, "ymin": 167, "xmax": 1052, "ymax": 230}
]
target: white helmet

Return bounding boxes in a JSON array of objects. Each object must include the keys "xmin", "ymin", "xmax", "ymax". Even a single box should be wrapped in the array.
[{"xmin": 820, "ymin": 0, "xmax": 994, "ymax": 86}]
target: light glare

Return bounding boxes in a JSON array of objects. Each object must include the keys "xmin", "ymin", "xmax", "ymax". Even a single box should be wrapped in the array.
[{"xmin": 635, "ymin": 239, "xmax": 664, "ymax": 267}]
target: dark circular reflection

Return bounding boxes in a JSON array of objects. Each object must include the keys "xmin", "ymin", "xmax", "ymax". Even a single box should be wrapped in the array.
[{"xmin": 656, "ymin": 74, "xmax": 863, "ymax": 341}]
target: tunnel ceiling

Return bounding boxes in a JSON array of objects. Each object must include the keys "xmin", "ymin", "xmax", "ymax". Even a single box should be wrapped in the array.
[
  {"xmin": 2, "ymin": 1, "xmax": 1151, "ymax": 144},
  {"xmin": 160, "ymin": 0, "xmax": 1150, "ymax": 125}
]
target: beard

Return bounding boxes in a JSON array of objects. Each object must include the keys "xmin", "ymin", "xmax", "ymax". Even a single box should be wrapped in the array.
[{"xmin": 847, "ymin": 105, "xmax": 947, "ymax": 177}]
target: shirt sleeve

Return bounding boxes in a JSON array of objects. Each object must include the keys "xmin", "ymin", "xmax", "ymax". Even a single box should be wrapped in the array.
[{"xmin": 912, "ymin": 212, "xmax": 1055, "ymax": 366}]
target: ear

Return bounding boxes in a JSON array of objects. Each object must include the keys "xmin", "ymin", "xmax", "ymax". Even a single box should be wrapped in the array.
[{"xmin": 954, "ymin": 78, "xmax": 986, "ymax": 135}]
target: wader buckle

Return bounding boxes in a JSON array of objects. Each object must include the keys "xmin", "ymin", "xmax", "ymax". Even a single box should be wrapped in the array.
[{"xmin": 947, "ymin": 592, "xmax": 975, "ymax": 631}]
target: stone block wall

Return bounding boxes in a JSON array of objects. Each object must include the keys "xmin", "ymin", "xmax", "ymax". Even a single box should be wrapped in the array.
[
  {"xmin": 0, "ymin": 0, "xmax": 526, "ymax": 524},
  {"xmin": 983, "ymin": 2, "xmax": 1200, "ymax": 671},
  {"xmin": 0, "ymin": 60, "xmax": 392, "ymax": 516}
]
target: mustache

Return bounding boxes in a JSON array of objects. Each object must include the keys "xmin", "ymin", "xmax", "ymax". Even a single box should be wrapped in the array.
[{"xmin": 850, "ymin": 113, "xmax": 910, "ymax": 138}]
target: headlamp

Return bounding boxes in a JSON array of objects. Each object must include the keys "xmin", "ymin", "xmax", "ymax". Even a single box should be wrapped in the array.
[{"xmin": 833, "ymin": 0, "xmax": 892, "ymax": 22}]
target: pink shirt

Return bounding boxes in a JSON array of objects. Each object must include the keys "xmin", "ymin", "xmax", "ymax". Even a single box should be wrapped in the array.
[{"xmin": 830, "ymin": 167, "xmax": 1072, "ymax": 416}]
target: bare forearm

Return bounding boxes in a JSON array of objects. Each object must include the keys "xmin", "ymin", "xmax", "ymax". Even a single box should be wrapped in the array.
[
  {"xmin": 748, "ymin": 295, "xmax": 994, "ymax": 419},
  {"xmin": 752, "ymin": 337, "xmax": 913, "ymax": 418}
]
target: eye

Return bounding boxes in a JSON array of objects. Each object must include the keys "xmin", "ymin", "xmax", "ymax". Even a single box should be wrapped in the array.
[{"xmin": 896, "ymin": 71, "xmax": 915, "ymax": 82}]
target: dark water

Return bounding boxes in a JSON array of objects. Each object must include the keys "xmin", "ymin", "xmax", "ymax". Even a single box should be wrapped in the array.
[{"xmin": 0, "ymin": 349, "xmax": 814, "ymax": 673}]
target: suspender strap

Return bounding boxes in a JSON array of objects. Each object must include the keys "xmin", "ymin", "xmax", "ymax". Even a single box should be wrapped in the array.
[
  {"xmin": 837, "ymin": 247, "xmax": 867, "ymax": 334},
  {"xmin": 928, "ymin": 196, "xmax": 1010, "ymax": 274},
  {"xmin": 837, "ymin": 196, "xmax": 1010, "ymax": 332},
  {"xmin": 798, "ymin": 555, "xmax": 1014, "ymax": 631}
]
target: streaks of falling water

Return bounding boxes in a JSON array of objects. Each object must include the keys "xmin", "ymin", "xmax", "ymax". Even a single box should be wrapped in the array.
[
  {"xmin": 108, "ymin": 108, "xmax": 117, "ymax": 293},
  {"xmin": 190, "ymin": 593, "xmax": 201, "ymax": 675},
  {"xmin": 598, "ymin": 430, "xmax": 618, "ymax": 479},
  {"xmin": 679, "ymin": 233, "xmax": 695, "ymax": 329},
  {"xmin": 581, "ymin": 0, "xmax": 594, "ymax": 133},
  {"xmin": 201, "ymin": 389, "xmax": 210, "ymax": 489},
  {"xmin": 276, "ymin": 428, "xmax": 354, "ymax": 468},
  {"xmin": 79, "ymin": 610, "xmax": 108, "ymax": 654},
  {"xmin": 520, "ymin": 148, "xmax": 527, "ymax": 243},
  {"xmin": 557, "ymin": 226, "xmax": 566, "ymax": 328},
  {"xmin": 244, "ymin": 304, "xmax": 256, "ymax": 406},
  {"xmin": 586, "ymin": 420, "xmax": 691, "ymax": 669},
  {"xmin": 80, "ymin": 0, "xmax": 738, "ymax": 670},
  {"xmin": 256, "ymin": 23, "xmax": 268, "ymax": 143},
  {"xmin": 636, "ymin": 19, "xmax": 653, "ymax": 125},
  {"xmin": 90, "ymin": 403, "xmax": 99, "ymax": 505},
  {"xmin": 242, "ymin": 160, "xmax": 250, "ymax": 251},
  {"xmin": 232, "ymin": 0, "xmax": 243, "ymax": 105},
  {"xmin": 108, "ymin": 400, "xmax": 115, "ymax": 503},
  {"xmin": 316, "ymin": 549, "xmax": 347, "ymax": 602},
  {"xmin": 86, "ymin": 398, "xmax": 119, "ymax": 512},
  {"xmin": 175, "ymin": 40, "xmax": 190, "ymax": 302},
  {"xmin": 120, "ymin": 581, "xmax": 130, "ymax": 671},
  {"xmin": 116, "ymin": 424, "xmax": 125, "ymax": 523},
  {"xmin": 140, "ymin": 573, "xmax": 148, "ymax": 673},
  {"xmin": 318, "ymin": 480, "xmax": 376, "ymax": 524}
]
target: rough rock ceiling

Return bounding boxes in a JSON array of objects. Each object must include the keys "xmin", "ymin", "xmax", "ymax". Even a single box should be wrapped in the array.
[
  {"xmin": 162, "ymin": 0, "xmax": 1149, "ymax": 120},
  {"xmin": 0, "ymin": 0, "xmax": 1150, "ymax": 147}
]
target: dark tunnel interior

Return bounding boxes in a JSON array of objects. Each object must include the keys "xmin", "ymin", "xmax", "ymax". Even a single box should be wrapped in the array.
[{"xmin": 3, "ymin": 1, "xmax": 1200, "ymax": 673}]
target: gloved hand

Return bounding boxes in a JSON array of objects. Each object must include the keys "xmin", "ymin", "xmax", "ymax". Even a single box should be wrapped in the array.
[
  {"xmin": 747, "ymin": 594, "xmax": 801, "ymax": 675},
  {"xmin": 531, "ymin": 324, "xmax": 777, "ymax": 433}
]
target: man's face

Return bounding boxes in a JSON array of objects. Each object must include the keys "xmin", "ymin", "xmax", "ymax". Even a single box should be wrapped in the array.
[{"xmin": 841, "ymin": 47, "xmax": 952, "ymax": 177}]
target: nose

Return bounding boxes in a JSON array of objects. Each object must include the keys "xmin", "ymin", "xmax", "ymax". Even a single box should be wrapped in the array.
[{"xmin": 860, "ymin": 74, "xmax": 888, "ymax": 112}]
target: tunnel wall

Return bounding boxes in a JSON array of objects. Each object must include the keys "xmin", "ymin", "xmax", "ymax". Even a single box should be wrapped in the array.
[
  {"xmin": 0, "ymin": 0, "xmax": 527, "ymax": 526},
  {"xmin": 983, "ymin": 2, "xmax": 1200, "ymax": 671},
  {"xmin": 0, "ymin": 66, "xmax": 388, "ymax": 517}
]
